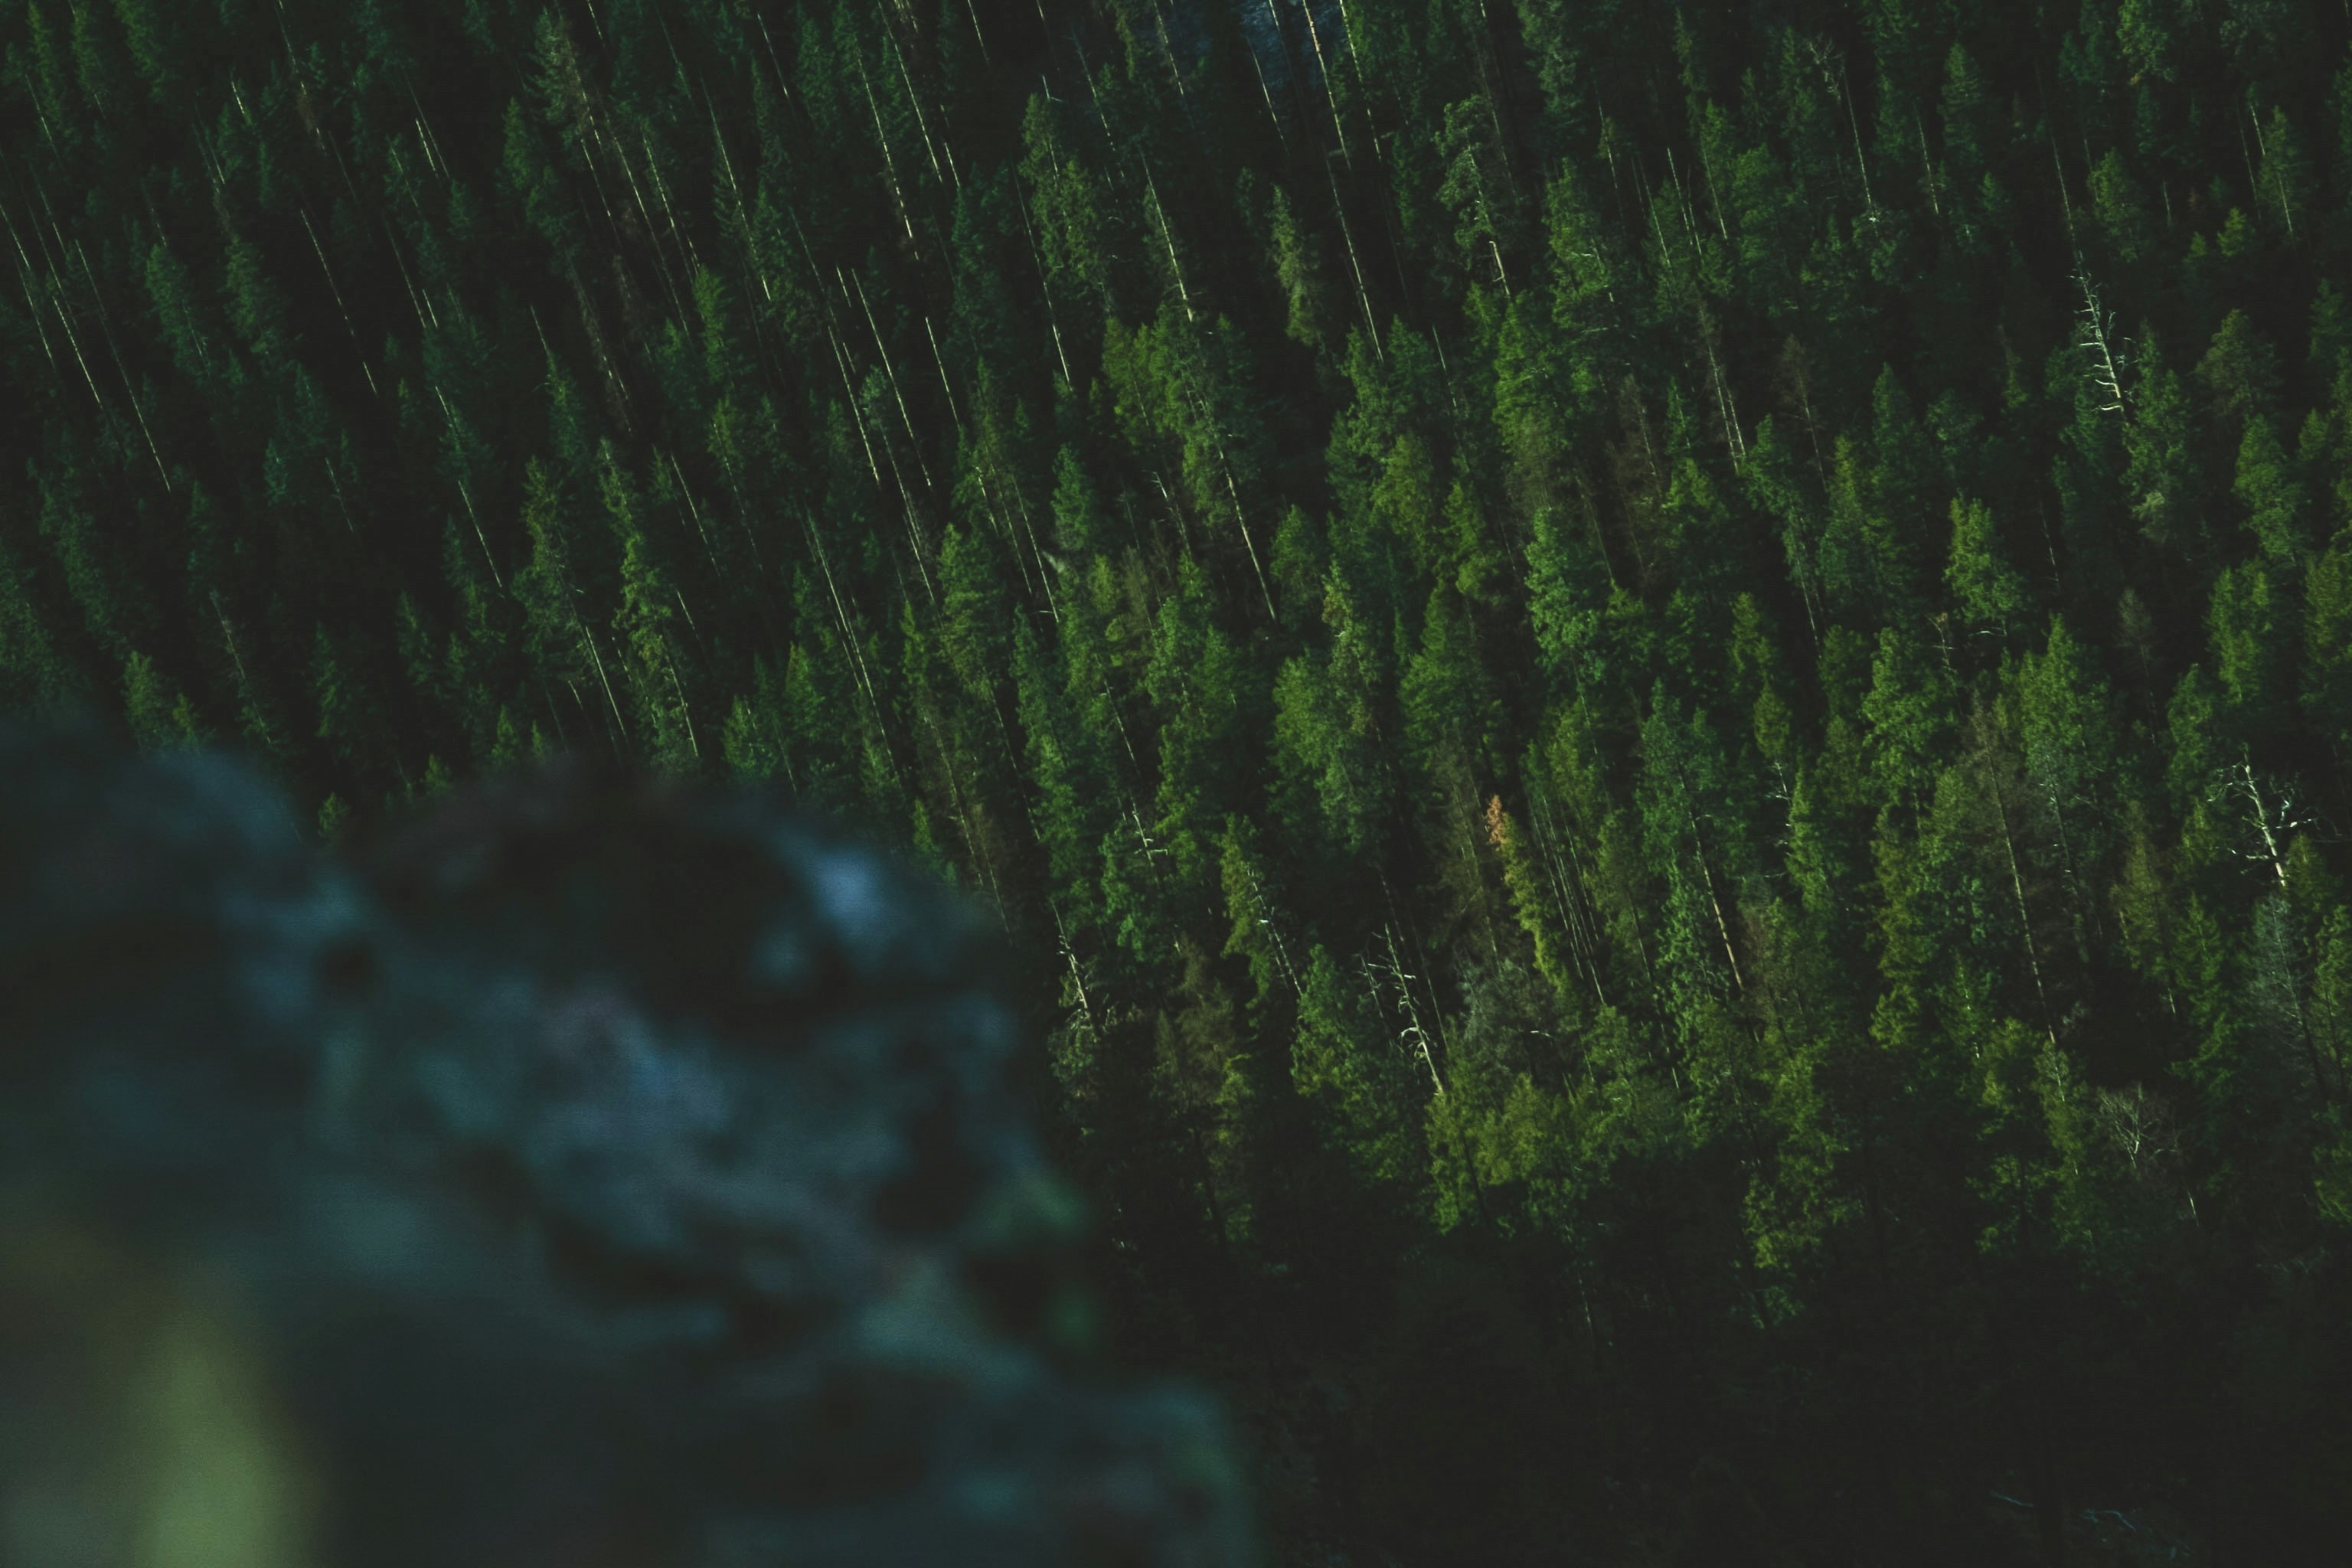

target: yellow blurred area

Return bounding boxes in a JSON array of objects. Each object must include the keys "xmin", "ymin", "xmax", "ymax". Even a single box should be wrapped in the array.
[{"xmin": 2, "ymin": 1205, "xmax": 317, "ymax": 1568}]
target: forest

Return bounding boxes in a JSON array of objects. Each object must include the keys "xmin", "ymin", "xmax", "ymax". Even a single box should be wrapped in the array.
[{"xmin": 5, "ymin": 0, "xmax": 2352, "ymax": 1560}]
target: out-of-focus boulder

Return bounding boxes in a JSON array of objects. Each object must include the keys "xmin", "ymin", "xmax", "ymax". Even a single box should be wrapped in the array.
[{"xmin": 0, "ymin": 723, "xmax": 1254, "ymax": 1568}]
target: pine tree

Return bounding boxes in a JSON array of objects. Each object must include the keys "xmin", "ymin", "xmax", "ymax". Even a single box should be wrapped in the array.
[
  {"xmin": 1862, "ymin": 626, "xmax": 1955, "ymax": 816},
  {"xmin": 720, "ymin": 656, "xmax": 796, "ymax": 789},
  {"xmin": 2123, "ymin": 332, "xmax": 2211, "ymax": 564},
  {"xmin": 2252, "ymin": 106, "xmax": 2316, "ymax": 245},
  {"xmin": 2234, "ymin": 415, "xmax": 2311, "ymax": 563},
  {"xmin": 2200, "ymin": 309, "xmax": 2285, "ymax": 431},
  {"xmin": 2089, "ymin": 150, "xmax": 2158, "ymax": 270},
  {"xmin": 2208, "ymin": 559, "xmax": 2290, "ymax": 737},
  {"xmin": 2304, "ymin": 534, "xmax": 2352, "ymax": 755},
  {"xmin": 603, "ymin": 448, "xmax": 700, "ymax": 771},
  {"xmin": 1947, "ymin": 496, "xmax": 2031, "ymax": 645},
  {"xmin": 1291, "ymin": 945, "xmax": 1423, "ymax": 1194},
  {"xmin": 122, "ymin": 649, "xmax": 201, "ymax": 750},
  {"xmin": 2015, "ymin": 617, "xmax": 2122, "ymax": 946}
]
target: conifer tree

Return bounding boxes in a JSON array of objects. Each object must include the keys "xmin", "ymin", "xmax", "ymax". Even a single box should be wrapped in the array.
[
  {"xmin": 1948, "ymin": 496, "xmax": 2032, "ymax": 645},
  {"xmin": 603, "ymin": 448, "xmax": 700, "ymax": 771}
]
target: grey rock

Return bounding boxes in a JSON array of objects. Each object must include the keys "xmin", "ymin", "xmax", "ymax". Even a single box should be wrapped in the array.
[{"xmin": 0, "ymin": 723, "xmax": 1255, "ymax": 1568}]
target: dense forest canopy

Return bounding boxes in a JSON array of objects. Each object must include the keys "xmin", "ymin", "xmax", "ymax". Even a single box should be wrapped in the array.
[{"xmin": 7, "ymin": 0, "xmax": 2352, "ymax": 1560}]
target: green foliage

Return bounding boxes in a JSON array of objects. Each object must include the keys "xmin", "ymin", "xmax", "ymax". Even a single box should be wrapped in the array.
[
  {"xmin": 10, "ymin": 0, "xmax": 2352, "ymax": 1555},
  {"xmin": 122, "ymin": 649, "xmax": 200, "ymax": 750},
  {"xmin": 1947, "ymin": 496, "xmax": 2032, "ymax": 643},
  {"xmin": 2201, "ymin": 308, "xmax": 2286, "ymax": 430},
  {"xmin": 2124, "ymin": 332, "xmax": 2211, "ymax": 561},
  {"xmin": 1291, "ymin": 945, "xmax": 1422, "ymax": 1192},
  {"xmin": 2208, "ymin": 557, "xmax": 2291, "ymax": 730},
  {"xmin": 2305, "ymin": 534, "xmax": 2352, "ymax": 750},
  {"xmin": 2236, "ymin": 414, "xmax": 2313, "ymax": 561},
  {"xmin": 2089, "ymin": 150, "xmax": 2159, "ymax": 268}
]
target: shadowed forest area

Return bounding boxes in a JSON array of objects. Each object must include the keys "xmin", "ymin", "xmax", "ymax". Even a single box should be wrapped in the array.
[{"xmin": 6, "ymin": 0, "xmax": 2352, "ymax": 1560}]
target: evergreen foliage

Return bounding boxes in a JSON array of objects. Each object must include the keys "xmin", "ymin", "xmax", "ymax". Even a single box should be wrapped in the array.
[{"xmin": 5, "ymin": 0, "xmax": 2352, "ymax": 1558}]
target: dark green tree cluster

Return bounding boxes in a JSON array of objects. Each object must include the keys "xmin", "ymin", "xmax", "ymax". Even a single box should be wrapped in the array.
[{"xmin": 8, "ymin": 0, "xmax": 2352, "ymax": 1560}]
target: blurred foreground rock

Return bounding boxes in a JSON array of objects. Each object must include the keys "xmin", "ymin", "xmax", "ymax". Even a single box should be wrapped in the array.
[{"xmin": 0, "ymin": 724, "xmax": 1253, "ymax": 1568}]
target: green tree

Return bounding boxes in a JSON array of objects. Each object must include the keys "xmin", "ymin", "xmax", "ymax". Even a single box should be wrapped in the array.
[
  {"xmin": 2209, "ymin": 560, "xmax": 2291, "ymax": 736},
  {"xmin": 2200, "ymin": 309, "xmax": 2285, "ymax": 431},
  {"xmin": 1948, "ymin": 496, "xmax": 2032, "ymax": 645},
  {"xmin": 1292, "ymin": 945, "xmax": 1424, "ymax": 1194},
  {"xmin": 2089, "ymin": 150, "xmax": 2158, "ymax": 268},
  {"xmin": 2122, "ymin": 332, "xmax": 2211, "ymax": 562},
  {"xmin": 603, "ymin": 449, "xmax": 700, "ymax": 771},
  {"xmin": 2305, "ymin": 534, "xmax": 2352, "ymax": 754},
  {"xmin": 1862, "ymin": 627, "xmax": 1955, "ymax": 815},
  {"xmin": 122, "ymin": 649, "xmax": 201, "ymax": 750},
  {"xmin": 2235, "ymin": 416, "xmax": 2312, "ymax": 563},
  {"xmin": 2015, "ymin": 618, "xmax": 2122, "ymax": 946}
]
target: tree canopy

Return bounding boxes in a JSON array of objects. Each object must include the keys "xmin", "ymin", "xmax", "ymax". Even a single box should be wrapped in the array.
[{"xmin": 7, "ymin": 0, "xmax": 2352, "ymax": 1560}]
